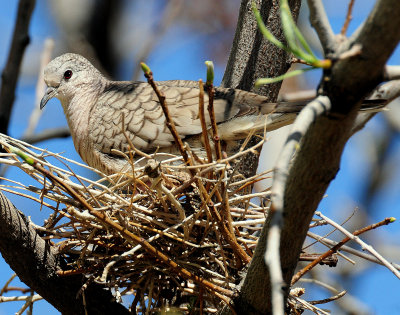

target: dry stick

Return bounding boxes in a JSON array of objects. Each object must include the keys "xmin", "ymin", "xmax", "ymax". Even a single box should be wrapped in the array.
[
  {"xmin": 298, "ymin": 253, "xmax": 337, "ymax": 267},
  {"xmin": 0, "ymin": 274, "xmax": 17, "ymax": 295},
  {"xmin": 197, "ymin": 179, "xmax": 251, "ymax": 266},
  {"xmin": 340, "ymin": 0, "xmax": 355, "ymax": 36},
  {"xmin": 198, "ymin": 79, "xmax": 213, "ymax": 163},
  {"xmin": 317, "ymin": 212, "xmax": 400, "ymax": 279},
  {"xmin": 309, "ymin": 290, "xmax": 346, "ymax": 305},
  {"xmin": 205, "ymin": 61, "xmax": 235, "ymax": 240},
  {"xmin": 24, "ymin": 38, "xmax": 54, "ymax": 137},
  {"xmin": 141, "ymin": 63, "xmax": 191, "ymax": 168},
  {"xmin": 0, "ymin": 0, "xmax": 36, "ymax": 135},
  {"xmin": 205, "ymin": 68, "xmax": 222, "ymax": 161},
  {"xmin": 291, "ymin": 217, "xmax": 395, "ymax": 285},
  {"xmin": 12, "ymin": 152, "xmax": 233, "ymax": 298},
  {"xmin": 307, "ymin": 231, "xmax": 400, "ymax": 270}
]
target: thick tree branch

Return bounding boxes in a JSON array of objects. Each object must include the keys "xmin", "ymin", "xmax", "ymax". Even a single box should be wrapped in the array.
[
  {"xmin": 277, "ymin": 0, "xmax": 400, "ymax": 311},
  {"xmin": 226, "ymin": 0, "xmax": 400, "ymax": 314},
  {"xmin": 221, "ymin": 0, "xmax": 302, "ymax": 182},
  {"xmin": 267, "ymin": 96, "xmax": 331, "ymax": 314},
  {"xmin": 0, "ymin": 0, "xmax": 35, "ymax": 135},
  {"xmin": 220, "ymin": 0, "xmax": 301, "ymax": 313},
  {"xmin": 0, "ymin": 192, "xmax": 129, "ymax": 315},
  {"xmin": 326, "ymin": 0, "xmax": 400, "ymax": 112}
]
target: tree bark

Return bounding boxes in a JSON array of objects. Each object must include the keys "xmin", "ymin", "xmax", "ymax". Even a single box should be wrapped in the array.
[
  {"xmin": 0, "ymin": 192, "xmax": 129, "ymax": 314},
  {"xmin": 222, "ymin": 0, "xmax": 302, "ymax": 182},
  {"xmin": 0, "ymin": 0, "xmax": 35, "ymax": 135}
]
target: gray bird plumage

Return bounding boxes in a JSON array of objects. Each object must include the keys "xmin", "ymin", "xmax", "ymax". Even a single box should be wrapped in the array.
[{"xmin": 40, "ymin": 53, "xmax": 384, "ymax": 175}]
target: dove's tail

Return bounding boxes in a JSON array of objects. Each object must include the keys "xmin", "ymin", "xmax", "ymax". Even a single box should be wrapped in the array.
[{"xmin": 218, "ymin": 97, "xmax": 388, "ymax": 141}]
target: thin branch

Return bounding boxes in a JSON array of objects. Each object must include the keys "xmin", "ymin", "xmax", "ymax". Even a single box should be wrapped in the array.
[
  {"xmin": 292, "ymin": 217, "xmax": 394, "ymax": 285},
  {"xmin": 340, "ymin": 0, "xmax": 355, "ymax": 36},
  {"xmin": 309, "ymin": 290, "xmax": 347, "ymax": 305},
  {"xmin": 24, "ymin": 38, "xmax": 54, "ymax": 137},
  {"xmin": 307, "ymin": 231, "xmax": 400, "ymax": 271},
  {"xmin": 306, "ymin": 0, "xmax": 336, "ymax": 54},
  {"xmin": 205, "ymin": 68, "xmax": 222, "ymax": 161},
  {"xmin": 198, "ymin": 79, "xmax": 213, "ymax": 163},
  {"xmin": 0, "ymin": 0, "xmax": 36, "ymax": 135},
  {"xmin": 384, "ymin": 66, "xmax": 400, "ymax": 81},
  {"xmin": 316, "ymin": 212, "xmax": 400, "ymax": 279},
  {"xmin": 142, "ymin": 65, "xmax": 192, "ymax": 168},
  {"xmin": 20, "ymin": 127, "xmax": 71, "ymax": 144}
]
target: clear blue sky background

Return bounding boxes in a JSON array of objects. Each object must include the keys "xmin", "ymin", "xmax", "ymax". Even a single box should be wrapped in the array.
[{"xmin": 0, "ymin": 1, "xmax": 399, "ymax": 314}]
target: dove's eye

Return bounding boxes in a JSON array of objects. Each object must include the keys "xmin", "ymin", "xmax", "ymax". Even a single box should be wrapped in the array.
[{"xmin": 63, "ymin": 70, "xmax": 73, "ymax": 80}]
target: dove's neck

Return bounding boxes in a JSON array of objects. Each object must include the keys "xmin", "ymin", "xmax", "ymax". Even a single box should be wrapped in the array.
[{"xmin": 61, "ymin": 80, "xmax": 105, "ymax": 160}]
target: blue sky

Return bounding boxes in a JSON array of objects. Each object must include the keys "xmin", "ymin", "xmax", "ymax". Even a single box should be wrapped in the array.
[{"xmin": 0, "ymin": 1, "xmax": 399, "ymax": 314}]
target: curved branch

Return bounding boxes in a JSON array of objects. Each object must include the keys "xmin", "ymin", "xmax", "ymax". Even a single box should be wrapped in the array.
[
  {"xmin": 306, "ymin": 0, "xmax": 336, "ymax": 55},
  {"xmin": 20, "ymin": 127, "xmax": 71, "ymax": 144},
  {"xmin": 0, "ymin": 192, "xmax": 129, "ymax": 315},
  {"xmin": 0, "ymin": 0, "xmax": 35, "ymax": 135}
]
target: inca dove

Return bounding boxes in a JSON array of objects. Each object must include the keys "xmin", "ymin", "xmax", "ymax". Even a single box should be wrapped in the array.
[{"xmin": 40, "ymin": 53, "xmax": 384, "ymax": 175}]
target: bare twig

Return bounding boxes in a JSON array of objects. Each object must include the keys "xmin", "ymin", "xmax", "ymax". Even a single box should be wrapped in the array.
[
  {"xmin": 306, "ymin": 0, "xmax": 336, "ymax": 54},
  {"xmin": 0, "ymin": 0, "xmax": 36, "ymax": 135},
  {"xmin": 20, "ymin": 127, "xmax": 70, "ymax": 144},
  {"xmin": 24, "ymin": 38, "xmax": 54, "ymax": 137},
  {"xmin": 309, "ymin": 290, "xmax": 346, "ymax": 305},
  {"xmin": 198, "ymin": 79, "xmax": 213, "ymax": 163},
  {"xmin": 307, "ymin": 231, "xmax": 400, "ymax": 271},
  {"xmin": 317, "ymin": 213, "xmax": 400, "ymax": 278},
  {"xmin": 340, "ymin": 0, "xmax": 355, "ymax": 36},
  {"xmin": 292, "ymin": 217, "xmax": 394, "ymax": 285},
  {"xmin": 205, "ymin": 61, "xmax": 222, "ymax": 161},
  {"xmin": 141, "ymin": 64, "xmax": 191, "ymax": 167}
]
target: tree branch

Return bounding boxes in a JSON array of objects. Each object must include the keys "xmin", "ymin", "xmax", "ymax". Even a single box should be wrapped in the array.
[
  {"xmin": 20, "ymin": 127, "xmax": 71, "ymax": 144},
  {"xmin": 0, "ymin": 192, "xmax": 129, "ymax": 315},
  {"xmin": 226, "ymin": 0, "xmax": 400, "ymax": 314},
  {"xmin": 276, "ymin": 0, "xmax": 400, "ymax": 311},
  {"xmin": 0, "ymin": 0, "xmax": 35, "ymax": 135},
  {"xmin": 221, "ymin": 0, "xmax": 302, "ymax": 182},
  {"xmin": 306, "ymin": 0, "xmax": 336, "ymax": 54}
]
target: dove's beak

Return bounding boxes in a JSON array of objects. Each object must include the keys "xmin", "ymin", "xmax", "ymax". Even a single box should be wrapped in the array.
[{"xmin": 40, "ymin": 87, "xmax": 58, "ymax": 109}]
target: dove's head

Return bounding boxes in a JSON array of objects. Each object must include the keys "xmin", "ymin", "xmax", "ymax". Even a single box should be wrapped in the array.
[{"xmin": 40, "ymin": 53, "xmax": 103, "ymax": 109}]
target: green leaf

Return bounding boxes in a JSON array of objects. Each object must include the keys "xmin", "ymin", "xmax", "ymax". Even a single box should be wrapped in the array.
[
  {"xmin": 205, "ymin": 61, "xmax": 215, "ymax": 85},
  {"xmin": 255, "ymin": 67, "xmax": 316, "ymax": 87},
  {"xmin": 140, "ymin": 62, "xmax": 151, "ymax": 74},
  {"xmin": 252, "ymin": 3, "xmax": 289, "ymax": 53},
  {"xmin": 10, "ymin": 147, "xmax": 35, "ymax": 165}
]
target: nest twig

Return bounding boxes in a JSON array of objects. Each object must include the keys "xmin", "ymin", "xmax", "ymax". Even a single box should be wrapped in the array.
[{"xmin": 0, "ymin": 131, "xmax": 269, "ymax": 313}]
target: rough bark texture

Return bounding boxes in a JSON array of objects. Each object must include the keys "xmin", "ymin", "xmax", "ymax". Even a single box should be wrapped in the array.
[
  {"xmin": 222, "ymin": 0, "xmax": 302, "ymax": 182},
  {"xmin": 0, "ymin": 192, "xmax": 129, "ymax": 315}
]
